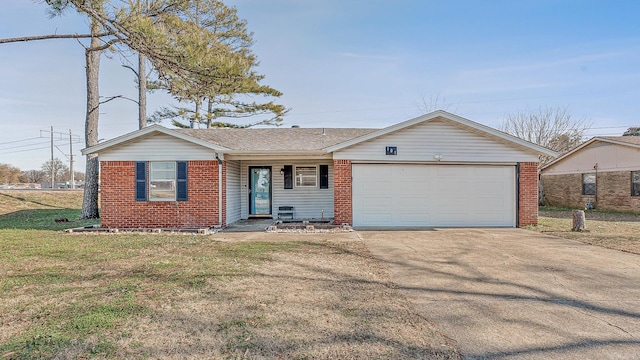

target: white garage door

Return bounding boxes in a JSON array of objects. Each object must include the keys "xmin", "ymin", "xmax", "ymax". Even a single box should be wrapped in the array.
[{"xmin": 352, "ymin": 164, "xmax": 516, "ymax": 227}]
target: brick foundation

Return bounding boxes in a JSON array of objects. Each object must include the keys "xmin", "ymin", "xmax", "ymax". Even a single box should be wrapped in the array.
[
  {"xmin": 333, "ymin": 159, "xmax": 352, "ymax": 225},
  {"xmin": 518, "ymin": 162, "xmax": 539, "ymax": 227},
  {"xmin": 100, "ymin": 160, "xmax": 222, "ymax": 228},
  {"xmin": 542, "ymin": 171, "xmax": 640, "ymax": 212}
]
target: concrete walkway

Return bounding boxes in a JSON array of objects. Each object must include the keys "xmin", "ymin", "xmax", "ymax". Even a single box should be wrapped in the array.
[{"xmin": 361, "ymin": 229, "xmax": 640, "ymax": 359}]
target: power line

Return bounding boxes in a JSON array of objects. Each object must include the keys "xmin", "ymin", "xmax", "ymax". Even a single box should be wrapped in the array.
[
  {"xmin": 54, "ymin": 144, "xmax": 69, "ymax": 159},
  {"xmin": 0, "ymin": 138, "xmax": 79, "ymax": 152},
  {"xmin": 0, "ymin": 137, "xmax": 43, "ymax": 146},
  {"xmin": 0, "ymin": 141, "xmax": 52, "ymax": 151},
  {"xmin": 0, "ymin": 145, "xmax": 51, "ymax": 155}
]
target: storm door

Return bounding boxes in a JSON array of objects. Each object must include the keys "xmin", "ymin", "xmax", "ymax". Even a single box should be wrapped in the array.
[{"xmin": 249, "ymin": 167, "xmax": 272, "ymax": 216}]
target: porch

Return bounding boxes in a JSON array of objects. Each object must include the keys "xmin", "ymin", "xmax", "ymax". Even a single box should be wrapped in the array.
[{"xmin": 225, "ymin": 159, "xmax": 335, "ymax": 226}]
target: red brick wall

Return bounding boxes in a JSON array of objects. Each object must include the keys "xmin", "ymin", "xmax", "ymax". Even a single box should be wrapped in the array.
[
  {"xmin": 100, "ymin": 160, "xmax": 221, "ymax": 228},
  {"xmin": 333, "ymin": 160, "xmax": 352, "ymax": 225},
  {"xmin": 518, "ymin": 162, "xmax": 539, "ymax": 227}
]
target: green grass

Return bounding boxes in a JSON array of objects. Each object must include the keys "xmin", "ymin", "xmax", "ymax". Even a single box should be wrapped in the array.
[
  {"xmin": 0, "ymin": 192, "xmax": 304, "ymax": 358},
  {"xmin": 0, "ymin": 190, "xmax": 98, "ymax": 231},
  {"xmin": 0, "ymin": 209, "xmax": 99, "ymax": 230},
  {"xmin": 0, "ymin": 228, "xmax": 304, "ymax": 359}
]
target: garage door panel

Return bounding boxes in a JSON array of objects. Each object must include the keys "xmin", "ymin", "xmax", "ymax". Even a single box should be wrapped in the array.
[{"xmin": 352, "ymin": 164, "xmax": 515, "ymax": 227}]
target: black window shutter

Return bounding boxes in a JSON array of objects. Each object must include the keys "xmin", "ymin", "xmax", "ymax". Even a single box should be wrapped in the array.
[
  {"xmin": 176, "ymin": 161, "xmax": 188, "ymax": 201},
  {"xmin": 135, "ymin": 162, "xmax": 147, "ymax": 201},
  {"xmin": 283, "ymin": 165, "xmax": 293, "ymax": 189},
  {"xmin": 319, "ymin": 165, "xmax": 329, "ymax": 189}
]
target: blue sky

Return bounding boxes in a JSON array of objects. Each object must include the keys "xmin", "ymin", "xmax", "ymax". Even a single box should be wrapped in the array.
[{"xmin": 1, "ymin": 0, "xmax": 639, "ymax": 171}]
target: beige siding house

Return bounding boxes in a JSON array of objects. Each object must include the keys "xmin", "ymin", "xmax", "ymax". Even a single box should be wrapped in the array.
[{"xmin": 540, "ymin": 136, "xmax": 640, "ymax": 212}]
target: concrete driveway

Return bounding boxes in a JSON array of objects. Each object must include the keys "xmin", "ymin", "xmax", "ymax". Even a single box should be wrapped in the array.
[{"xmin": 360, "ymin": 229, "xmax": 640, "ymax": 359}]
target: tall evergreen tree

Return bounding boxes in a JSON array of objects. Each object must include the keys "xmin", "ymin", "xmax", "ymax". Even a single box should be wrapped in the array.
[{"xmin": 145, "ymin": 0, "xmax": 287, "ymax": 128}]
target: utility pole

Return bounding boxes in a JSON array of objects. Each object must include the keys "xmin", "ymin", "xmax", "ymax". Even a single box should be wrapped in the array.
[
  {"xmin": 40, "ymin": 128, "xmax": 81, "ymax": 189},
  {"xmin": 50, "ymin": 126, "xmax": 54, "ymax": 189},
  {"xmin": 69, "ymin": 129, "xmax": 74, "ymax": 189}
]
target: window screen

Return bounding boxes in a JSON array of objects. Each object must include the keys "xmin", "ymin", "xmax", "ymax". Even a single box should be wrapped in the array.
[
  {"xmin": 150, "ymin": 162, "xmax": 177, "ymax": 201},
  {"xmin": 295, "ymin": 166, "xmax": 317, "ymax": 187},
  {"xmin": 633, "ymin": 171, "xmax": 640, "ymax": 196},
  {"xmin": 582, "ymin": 173, "xmax": 596, "ymax": 195}
]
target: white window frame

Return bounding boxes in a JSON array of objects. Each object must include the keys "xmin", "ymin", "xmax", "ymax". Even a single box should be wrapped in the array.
[
  {"xmin": 149, "ymin": 161, "xmax": 176, "ymax": 201},
  {"xmin": 295, "ymin": 165, "xmax": 318, "ymax": 188}
]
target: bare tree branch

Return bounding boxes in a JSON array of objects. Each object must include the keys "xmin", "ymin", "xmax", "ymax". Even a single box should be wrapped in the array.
[
  {"xmin": 99, "ymin": 95, "xmax": 139, "ymax": 105},
  {"xmin": 500, "ymin": 106, "xmax": 591, "ymax": 166},
  {"xmin": 0, "ymin": 32, "xmax": 112, "ymax": 44}
]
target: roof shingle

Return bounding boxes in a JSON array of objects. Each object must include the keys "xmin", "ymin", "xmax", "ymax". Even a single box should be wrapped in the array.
[
  {"xmin": 176, "ymin": 128, "xmax": 378, "ymax": 152},
  {"xmin": 599, "ymin": 136, "xmax": 640, "ymax": 146}
]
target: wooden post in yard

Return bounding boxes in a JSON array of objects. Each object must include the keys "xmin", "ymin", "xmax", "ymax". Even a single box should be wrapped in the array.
[{"xmin": 572, "ymin": 210, "xmax": 586, "ymax": 232}]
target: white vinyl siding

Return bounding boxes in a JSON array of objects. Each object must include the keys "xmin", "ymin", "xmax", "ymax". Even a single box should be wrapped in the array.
[
  {"xmin": 239, "ymin": 160, "xmax": 333, "ymax": 220},
  {"xmin": 99, "ymin": 133, "xmax": 215, "ymax": 161},
  {"xmin": 226, "ymin": 160, "xmax": 242, "ymax": 225},
  {"xmin": 333, "ymin": 119, "xmax": 537, "ymax": 163},
  {"xmin": 352, "ymin": 164, "xmax": 516, "ymax": 227}
]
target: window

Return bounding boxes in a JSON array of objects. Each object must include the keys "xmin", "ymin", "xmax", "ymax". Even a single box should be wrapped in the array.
[
  {"xmin": 136, "ymin": 161, "xmax": 188, "ymax": 202},
  {"xmin": 633, "ymin": 171, "xmax": 640, "ymax": 196},
  {"xmin": 582, "ymin": 173, "xmax": 596, "ymax": 195},
  {"xmin": 295, "ymin": 166, "xmax": 317, "ymax": 187},
  {"xmin": 150, "ymin": 162, "xmax": 177, "ymax": 200}
]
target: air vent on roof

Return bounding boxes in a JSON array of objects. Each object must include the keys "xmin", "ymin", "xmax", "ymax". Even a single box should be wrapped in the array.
[{"xmin": 291, "ymin": 125, "xmax": 300, "ymax": 128}]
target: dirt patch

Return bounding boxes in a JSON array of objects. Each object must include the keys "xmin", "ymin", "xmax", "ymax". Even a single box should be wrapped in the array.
[
  {"xmin": 535, "ymin": 209, "xmax": 640, "ymax": 255},
  {"xmin": 120, "ymin": 234, "xmax": 458, "ymax": 359}
]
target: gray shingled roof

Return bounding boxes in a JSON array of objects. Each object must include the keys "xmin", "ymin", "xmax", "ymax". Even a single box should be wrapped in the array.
[
  {"xmin": 600, "ymin": 136, "xmax": 640, "ymax": 146},
  {"xmin": 176, "ymin": 128, "xmax": 378, "ymax": 152}
]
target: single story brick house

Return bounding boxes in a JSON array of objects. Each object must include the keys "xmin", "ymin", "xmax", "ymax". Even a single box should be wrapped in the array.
[
  {"xmin": 540, "ymin": 136, "xmax": 640, "ymax": 212},
  {"xmin": 82, "ymin": 110, "xmax": 555, "ymax": 229}
]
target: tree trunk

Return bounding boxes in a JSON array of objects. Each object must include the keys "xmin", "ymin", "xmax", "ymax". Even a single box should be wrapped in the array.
[
  {"xmin": 206, "ymin": 98, "xmax": 213, "ymax": 128},
  {"xmin": 572, "ymin": 210, "xmax": 586, "ymax": 232},
  {"xmin": 138, "ymin": 53, "xmax": 147, "ymax": 129},
  {"xmin": 81, "ymin": 17, "xmax": 102, "ymax": 219},
  {"xmin": 191, "ymin": 100, "xmax": 200, "ymax": 128}
]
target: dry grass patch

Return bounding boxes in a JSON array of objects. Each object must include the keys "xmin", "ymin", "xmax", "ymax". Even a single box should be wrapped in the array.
[
  {"xmin": 0, "ymin": 190, "xmax": 84, "ymax": 215},
  {"xmin": 534, "ymin": 208, "xmax": 640, "ymax": 254},
  {"xmin": 1, "ymin": 231, "xmax": 458, "ymax": 359}
]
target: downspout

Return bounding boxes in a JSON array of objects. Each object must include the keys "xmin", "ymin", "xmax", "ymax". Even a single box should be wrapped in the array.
[
  {"xmin": 216, "ymin": 154, "xmax": 223, "ymax": 227},
  {"xmin": 515, "ymin": 163, "xmax": 520, "ymax": 228}
]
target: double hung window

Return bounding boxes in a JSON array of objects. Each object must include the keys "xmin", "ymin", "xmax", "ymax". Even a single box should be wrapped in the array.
[
  {"xmin": 582, "ymin": 173, "xmax": 596, "ymax": 195},
  {"xmin": 135, "ymin": 161, "xmax": 188, "ymax": 201}
]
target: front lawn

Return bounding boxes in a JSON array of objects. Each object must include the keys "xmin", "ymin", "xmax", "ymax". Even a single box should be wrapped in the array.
[
  {"xmin": 0, "ymin": 191, "xmax": 458, "ymax": 359},
  {"xmin": 534, "ymin": 207, "xmax": 640, "ymax": 255}
]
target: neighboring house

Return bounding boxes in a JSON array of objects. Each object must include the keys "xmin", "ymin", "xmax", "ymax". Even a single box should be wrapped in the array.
[
  {"xmin": 540, "ymin": 136, "xmax": 640, "ymax": 212},
  {"xmin": 81, "ymin": 110, "xmax": 555, "ymax": 229}
]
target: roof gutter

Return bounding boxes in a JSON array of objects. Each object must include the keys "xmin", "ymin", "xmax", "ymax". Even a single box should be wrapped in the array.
[{"xmin": 224, "ymin": 150, "xmax": 329, "ymax": 156}]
